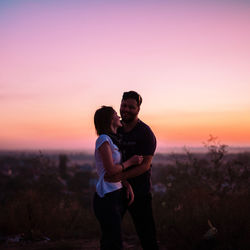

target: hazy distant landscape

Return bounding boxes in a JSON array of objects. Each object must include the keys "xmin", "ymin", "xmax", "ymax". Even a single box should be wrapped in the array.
[{"xmin": 0, "ymin": 139, "xmax": 249, "ymax": 250}]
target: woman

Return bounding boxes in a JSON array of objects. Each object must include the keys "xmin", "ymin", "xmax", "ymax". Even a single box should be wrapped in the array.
[{"xmin": 93, "ymin": 106, "xmax": 143, "ymax": 250}]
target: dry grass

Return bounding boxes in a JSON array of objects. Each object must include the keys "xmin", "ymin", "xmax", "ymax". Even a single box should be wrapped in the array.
[{"xmin": 0, "ymin": 141, "xmax": 249, "ymax": 249}]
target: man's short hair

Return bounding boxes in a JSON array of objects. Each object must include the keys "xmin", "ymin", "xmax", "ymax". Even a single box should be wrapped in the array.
[{"xmin": 122, "ymin": 91, "xmax": 142, "ymax": 106}]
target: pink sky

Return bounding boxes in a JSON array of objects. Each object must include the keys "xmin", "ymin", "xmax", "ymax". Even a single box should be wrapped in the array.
[{"xmin": 1, "ymin": 1, "xmax": 250, "ymax": 151}]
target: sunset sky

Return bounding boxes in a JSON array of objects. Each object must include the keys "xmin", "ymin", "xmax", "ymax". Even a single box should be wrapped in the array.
[{"xmin": 1, "ymin": 0, "xmax": 250, "ymax": 152}]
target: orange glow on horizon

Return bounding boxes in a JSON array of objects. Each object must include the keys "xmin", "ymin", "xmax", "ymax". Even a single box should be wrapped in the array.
[{"xmin": 146, "ymin": 109, "xmax": 250, "ymax": 146}]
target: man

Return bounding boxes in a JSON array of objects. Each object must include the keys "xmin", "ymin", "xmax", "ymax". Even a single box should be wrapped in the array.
[{"xmin": 106, "ymin": 91, "xmax": 159, "ymax": 250}]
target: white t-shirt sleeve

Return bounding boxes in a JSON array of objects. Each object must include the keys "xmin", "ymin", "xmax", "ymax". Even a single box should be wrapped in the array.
[
  {"xmin": 94, "ymin": 134, "xmax": 122, "ymax": 197},
  {"xmin": 96, "ymin": 134, "xmax": 111, "ymax": 150}
]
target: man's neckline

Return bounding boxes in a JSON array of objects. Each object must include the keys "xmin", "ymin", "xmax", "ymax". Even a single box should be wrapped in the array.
[{"xmin": 121, "ymin": 119, "xmax": 140, "ymax": 133}]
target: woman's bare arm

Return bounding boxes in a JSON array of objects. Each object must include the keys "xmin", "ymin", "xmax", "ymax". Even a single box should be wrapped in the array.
[
  {"xmin": 104, "ymin": 155, "xmax": 153, "ymax": 182},
  {"xmin": 98, "ymin": 142, "xmax": 143, "ymax": 176}
]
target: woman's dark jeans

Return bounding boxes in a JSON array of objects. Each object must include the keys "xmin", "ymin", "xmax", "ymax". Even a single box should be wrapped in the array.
[{"xmin": 93, "ymin": 188, "xmax": 126, "ymax": 250}]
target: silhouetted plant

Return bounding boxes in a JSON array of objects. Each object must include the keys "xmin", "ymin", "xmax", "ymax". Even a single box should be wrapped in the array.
[
  {"xmin": 59, "ymin": 154, "xmax": 69, "ymax": 179},
  {"xmin": 203, "ymin": 135, "xmax": 228, "ymax": 169}
]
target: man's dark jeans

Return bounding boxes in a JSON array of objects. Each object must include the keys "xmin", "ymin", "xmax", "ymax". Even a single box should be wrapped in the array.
[
  {"xmin": 128, "ymin": 192, "xmax": 159, "ymax": 250},
  {"xmin": 93, "ymin": 189, "xmax": 126, "ymax": 250}
]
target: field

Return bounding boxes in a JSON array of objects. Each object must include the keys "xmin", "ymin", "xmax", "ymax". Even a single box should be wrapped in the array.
[{"xmin": 0, "ymin": 141, "xmax": 249, "ymax": 250}]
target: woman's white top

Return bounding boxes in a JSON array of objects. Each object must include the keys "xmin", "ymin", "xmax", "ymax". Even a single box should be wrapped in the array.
[{"xmin": 95, "ymin": 134, "xmax": 122, "ymax": 197}]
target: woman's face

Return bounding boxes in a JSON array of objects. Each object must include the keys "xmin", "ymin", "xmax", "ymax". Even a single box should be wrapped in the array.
[{"xmin": 111, "ymin": 112, "xmax": 122, "ymax": 129}]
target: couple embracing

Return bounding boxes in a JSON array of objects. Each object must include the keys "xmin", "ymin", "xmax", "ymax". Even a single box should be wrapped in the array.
[{"xmin": 93, "ymin": 91, "xmax": 159, "ymax": 250}]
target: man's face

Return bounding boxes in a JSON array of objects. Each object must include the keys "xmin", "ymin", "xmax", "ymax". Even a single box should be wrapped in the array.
[{"xmin": 120, "ymin": 98, "xmax": 140, "ymax": 123}]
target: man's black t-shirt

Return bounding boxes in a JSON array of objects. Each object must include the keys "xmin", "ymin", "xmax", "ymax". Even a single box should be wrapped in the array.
[{"xmin": 117, "ymin": 119, "xmax": 157, "ymax": 196}]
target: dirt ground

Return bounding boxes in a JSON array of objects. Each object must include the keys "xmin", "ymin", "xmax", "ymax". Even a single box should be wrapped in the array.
[
  {"xmin": 1, "ymin": 239, "xmax": 100, "ymax": 250},
  {"xmin": 0, "ymin": 239, "xmax": 168, "ymax": 250}
]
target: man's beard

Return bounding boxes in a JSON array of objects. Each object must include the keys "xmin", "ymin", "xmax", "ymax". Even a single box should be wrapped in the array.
[{"xmin": 121, "ymin": 112, "xmax": 137, "ymax": 123}]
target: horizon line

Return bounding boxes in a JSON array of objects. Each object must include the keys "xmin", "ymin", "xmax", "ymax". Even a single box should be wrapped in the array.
[{"xmin": 1, "ymin": 145, "xmax": 250, "ymax": 154}]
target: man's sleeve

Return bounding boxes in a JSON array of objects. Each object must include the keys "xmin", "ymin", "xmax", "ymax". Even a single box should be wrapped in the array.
[{"xmin": 140, "ymin": 128, "xmax": 157, "ymax": 156}]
